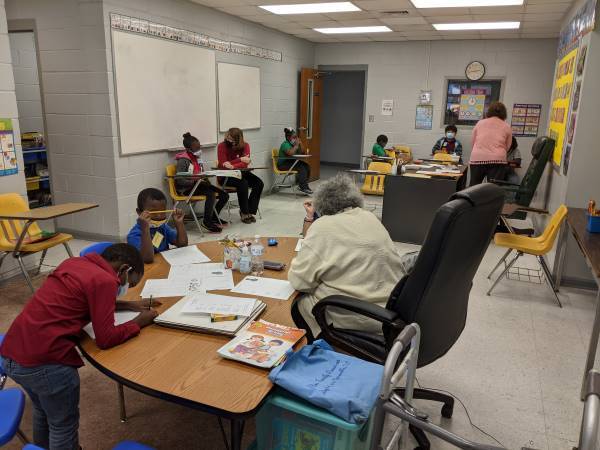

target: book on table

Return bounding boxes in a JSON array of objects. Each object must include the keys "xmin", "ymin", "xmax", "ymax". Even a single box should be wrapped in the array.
[{"xmin": 217, "ymin": 320, "xmax": 305, "ymax": 369}]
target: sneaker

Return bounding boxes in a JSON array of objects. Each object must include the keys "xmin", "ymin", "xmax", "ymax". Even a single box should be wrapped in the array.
[
  {"xmin": 249, "ymin": 215, "xmax": 257, "ymax": 223},
  {"xmin": 213, "ymin": 216, "xmax": 229, "ymax": 225},
  {"xmin": 299, "ymin": 186, "xmax": 313, "ymax": 195},
  {"xmin": 201, "ymin": 221, "xmax": 222, "ymax": 233}
]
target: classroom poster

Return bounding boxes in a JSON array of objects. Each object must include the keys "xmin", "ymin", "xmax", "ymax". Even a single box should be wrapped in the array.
[
  {"xmin": 0, "ymin": 119, "xmax": 17, "ymax": 177},
  {"xmin": 415, "ymin": 105, "xmax": 433, "ymax": 130},
  {"xmin": 458, "ymin": 92, "xmax": 485, "ymax": 121},
  {"xmin": 548, "ymin": 46, "xmax": 578, "ymax": 167},
  {"xmin": 511, "ymin": 104, "xmax": 542, "ymax": 137},
  {"xmin": 381, "ymin": 99, "xmax": 393, "ymax": 116}
]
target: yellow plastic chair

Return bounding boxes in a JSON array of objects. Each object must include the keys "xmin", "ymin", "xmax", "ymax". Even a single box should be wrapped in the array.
[
  {"xmin": 486, "ymin": 204, "xmax": 568, "ymax": 306},
  {"xmin": 0, "ymin": 193, "xmax": 73, "ymax": 292},
  {"xmin": 360, "ymin": 162, "xmax": 392, "ymax": 196},
  {"xmin": 394, "ymin": 145, "xmax": 412, "ymax": 163},
  {"xmin": 433, "ymin": 152, "xmax": 454, "ymax": 162},
  {"xmin": 166, "ymin": 164, "xmax": 210, "ymax": 235},
  {"xmin": 270, "ymin": 148, "xmax": 298, "ymax": 195},
  {"xmin": 385, "ymin": 149, "xmax": 396, "ymax": 159}
]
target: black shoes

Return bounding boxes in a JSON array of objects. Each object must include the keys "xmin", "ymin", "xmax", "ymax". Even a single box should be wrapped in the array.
[
  {"xmin": 299, "ymin": 186, "xmax": 313, "ymax": 195},
  {"xmin": 201, "ymin": 221, "xmax": 222, "ymax": 233}
]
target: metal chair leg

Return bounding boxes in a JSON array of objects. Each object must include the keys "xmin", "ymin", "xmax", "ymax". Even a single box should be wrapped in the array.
[
  {"xmin": 16, "ymin": 255, "xmax": 34, "ymax": 293},
  {"xmin": 189, "ymin": 203, "xmax": 204, "ymax": 237},
  {"xmin": 118, "ymin": 383, "xmax": 127, "ymax": 422},
  {"xmin": 63, "ymin": 242, "xmax": 73, "ymax": 257},
  {"xmin": 35, "ymin": 249, "xmax": 48, "ymax": 275},
  {"xmin": 487, "ymin": 248, "xmax": 513, "ymax": 279},
  {"xmin": 538, "ymin": 255, "xmax": 563, "ymax": 308},
  {"xmin": 487, "ymin": 251, "xmax": 522, "ymax": 296}
]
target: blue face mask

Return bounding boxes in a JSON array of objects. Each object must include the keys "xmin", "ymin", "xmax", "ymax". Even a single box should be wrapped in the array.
[
  {"xmin": 117, "ymin": 267, "xmax": 131, "ymax": 298},
  {"xmin": 446, "ymin": 132, "xmax": 455, "ymax": 140}
]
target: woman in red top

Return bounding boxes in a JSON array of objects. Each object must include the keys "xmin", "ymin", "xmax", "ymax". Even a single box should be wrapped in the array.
[{"xmin": 217, "ymin": 127, "xmax": 264, "ymax": 224}]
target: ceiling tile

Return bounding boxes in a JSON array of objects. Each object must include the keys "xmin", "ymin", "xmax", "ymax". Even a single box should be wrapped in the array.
[
  {"xmin": 466, "ymin": 14, "xmax": 523, "ymax": 21},
  {"xmin": 525, "ymin": 2, "xmax": 572, "ymax": 14},
  {"xmin": 523, "ymin": 12, "xmax": 566, "ymax": 21},
  {"xmin": 190, "ymin": 0, "xmax": 246, "ymax": 6},
  {"xmin": 521, "ymin": 20, "xmax": 562, "ymax": 30},
  {"xmin": 322, "ymin": 11, "xmax": 383, "ymax": 20},
  {"xmin": 354, "ymin": 0, "xmax": 417, "ymax": 12},
  {"xmin": 298, "ymin": 19, "xmax": 340, "ymax": 28},
  {"xmin": 278, "ymin": 13, "xmax": 334, "ymax": 22},
  {"xmin": 419, "ymin": 7, "xmax": 471, "ymax": 16},
  {"xmin": 468, "ymin": 6, "xmax": 525, "ymax": 14},
  {"xmin": 371, "ymin": 34, "xmax": 409, "ymax": 41},
  {"xmin": 379, "ymin": 16, "xmax": 428, "ymax": 25},
  {"xmin": 337, "ymin": 18, "xmax": 385, "ymax": 26},
  {"xmin": 216, "ymin": 5, "xmax": 266, "ymax": 15}
]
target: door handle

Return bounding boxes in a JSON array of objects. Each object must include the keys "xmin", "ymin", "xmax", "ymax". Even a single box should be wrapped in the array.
[{"xmin": 298, "ymin": 127, "xmax": 307, "ymax": 131}]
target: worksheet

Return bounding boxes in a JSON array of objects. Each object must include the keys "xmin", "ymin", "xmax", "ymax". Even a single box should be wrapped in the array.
[
  {"xmin": 161, "ymin": 245, "xmax": 211, "ymax": 266},
  {"xmin": 168, "ymin": 263, "xmax": 234, "ymax": 291},
  {"xmin": 83, "ymin": 311, "xmax": 139, "ymax": 339},
  {"xmin": 140, "ymin": 278, "xmax": 190, "ymax": 298},
  {"xmin": 231, "ymin": 276, "xmax": 295, "ymax": 300},
  {"xmin": 180, "ymin": 293, "xmax": 256, "ymax": 316}
]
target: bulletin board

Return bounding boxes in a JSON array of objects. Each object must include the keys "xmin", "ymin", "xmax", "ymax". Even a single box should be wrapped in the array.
[
  {"xmin": 112, "ymin": 30, "xmax": 218, "ymax": 154},
  {"xmin": 217, "ymin": 63, "xmax": 261, "ymax": 132},
  {"xmin": 511, "ymin": 104, "xmax": 541, "ymax": 137},
  {"xmin": 0, "ymin": 119, "xmax": 17, "ymax": 176}
]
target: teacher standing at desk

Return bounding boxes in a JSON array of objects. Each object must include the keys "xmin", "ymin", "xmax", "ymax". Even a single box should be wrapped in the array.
[
  {"xmin": 469, "ymin": 101, "xmax": 512, "ymax": 186},
  {"xmin": 217, "ymin": 127, "xmax": 264, "ymax": 224}
]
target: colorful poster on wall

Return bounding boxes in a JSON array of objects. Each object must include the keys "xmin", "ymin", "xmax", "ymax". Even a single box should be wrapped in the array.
[
  {"xmin": 458, "ymin": 93, "xmax": 485, "ymax": 121},
  {"xmin": 511, "ymin": 103, "xmax": 542, "ymax": 137},
  {"xmin": 548, "ymin": 46, "xmax": 578, "ymax": 167},
  {"xmin": 0, "ymin": 119, "xmax": 17, "ymax": 177},
  {"xmin": 415, "ymin": 105, "xmax": 433, "ymax": 130},
  {"xmin": 557, "ymin": 0, "xmax": 596, "ymax": 58}
]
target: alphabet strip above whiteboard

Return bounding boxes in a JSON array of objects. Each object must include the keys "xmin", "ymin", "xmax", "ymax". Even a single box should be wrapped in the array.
[{"xmin": 110, "ymin": 13, "xmax": 282, "ymax": 62}]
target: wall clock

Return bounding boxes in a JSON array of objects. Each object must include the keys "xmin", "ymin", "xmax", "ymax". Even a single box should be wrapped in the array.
[{"xmin": 466, "ymin": 61, "xmax": 485, "ymax": 81}]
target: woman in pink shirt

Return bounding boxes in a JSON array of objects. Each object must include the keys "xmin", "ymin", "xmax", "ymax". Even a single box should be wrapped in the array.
[
  {"xmin": 217, "ymin": 127, "xmax": 264, "ymax": 223},
  {"xmin": 469, "ymin": 101, "xmax": 513, "ymax": 186}
]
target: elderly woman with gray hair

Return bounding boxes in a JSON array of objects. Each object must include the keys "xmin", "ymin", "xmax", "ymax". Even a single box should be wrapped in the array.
[{"xmin": 289, "ymin": 174, "xmax": 406, "ymax": 340}]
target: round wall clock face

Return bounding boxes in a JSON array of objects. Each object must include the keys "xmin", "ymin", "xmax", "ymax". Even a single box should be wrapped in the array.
[{"xmin": 466, "ymin": 61, "xmax": 485, "ymax": 81}]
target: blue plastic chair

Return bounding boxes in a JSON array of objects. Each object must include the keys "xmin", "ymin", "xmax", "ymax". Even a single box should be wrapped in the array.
[
  {"xmin": 0, "ymin": 388, "xmax": 25, "ymax": 446},
  {"xmin": 79, "ymin": 242, "xmax": 113, "ymax": 257},
  {"xmin": 0, "ymin": 333, "xmax": 6, "ymax": 389},
  {"xmin": 24, "ymin": 441, "xmax": 155, "ymax": 450}
]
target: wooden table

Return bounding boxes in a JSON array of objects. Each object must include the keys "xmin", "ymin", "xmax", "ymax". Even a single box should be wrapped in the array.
[
  {"xmin": 554, "ymin": 208, "xmax": 600, "ymax": 399},
  {"xmin": 381, "ymin": 165, "xmax": 467, "ymax": 244},
  {"xmin": 79, "ymin": 237, "xmax": 302, "ymax": 450}
]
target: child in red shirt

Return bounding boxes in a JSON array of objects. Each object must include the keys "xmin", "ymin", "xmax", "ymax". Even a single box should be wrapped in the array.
[{"xmin": 0, "ymin": 244, "xmax": 157, "ymax": 450}]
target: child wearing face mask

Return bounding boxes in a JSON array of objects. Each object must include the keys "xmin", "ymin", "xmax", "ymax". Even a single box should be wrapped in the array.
[
  {"xmin": 175, "ymin": 132, "xmax": 229, "ymax": 233},
  {"xmin": 0, "ymin": 244, "xmax": 158, "ymax": 450},
  {"xmin": 278, "ymin": 127, "xmax": 313, "ymax": 195},
  {"xmin": 432, "ymin": 125, "xmax": 463, "ymax": 160},
  {"xmin": 127, "ymin": 187, "xmax": 188, "ymax": 264}
]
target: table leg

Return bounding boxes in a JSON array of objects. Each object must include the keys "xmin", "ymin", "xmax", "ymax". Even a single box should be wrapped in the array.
[
  {"xmin": 553, "ymin": 221, "xmax": 569, "ymax": 289},
  {"xmin": 582, "ymin": 287, "xmax": 600, "ymax": 400},
  {"xmin": 230, "ymin": 418, "xmax": 245, "ymax": 450}
]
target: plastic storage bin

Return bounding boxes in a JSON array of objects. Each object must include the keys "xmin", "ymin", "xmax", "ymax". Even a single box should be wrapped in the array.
[
  {"xmin": 255, "ymin": 389, "xmax": 373, "ymax": 450},
  {"xmin": 587, "ymin": 214, "xmax": 600, "ymax": 233}
]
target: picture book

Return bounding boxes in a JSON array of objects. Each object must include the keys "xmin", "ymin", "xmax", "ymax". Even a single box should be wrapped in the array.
[{"xmin": 217, "ymin": 320, "xmax": 305, "ymax": 369}]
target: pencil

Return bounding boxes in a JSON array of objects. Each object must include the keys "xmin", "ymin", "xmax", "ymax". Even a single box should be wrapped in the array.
[
  {"xmin": 148, "ymin": 210, "xmax": 174, "ymax": 214},
  {"xmin": 148, "ymin": 295, "xmax": 153, "ymax": 310}
]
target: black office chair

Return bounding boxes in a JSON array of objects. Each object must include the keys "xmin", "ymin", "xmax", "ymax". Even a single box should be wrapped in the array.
[{"xmin": 313, "ymin": 183, "xmax": 505, "ymax": 450}]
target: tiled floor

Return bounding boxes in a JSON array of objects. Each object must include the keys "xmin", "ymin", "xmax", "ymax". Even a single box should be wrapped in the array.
[{"xmin": 26, "ymin": 169, "xmax": 598, "ymax": 449}]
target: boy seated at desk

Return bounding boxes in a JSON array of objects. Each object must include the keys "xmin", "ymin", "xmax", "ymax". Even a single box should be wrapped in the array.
[
  {"xmin": 432, "ymin": 125, "xmax": 463, "ymax": 160},
  {"xmin": 505, "ymin": 136, "xmax": 522, "ymax": 185},
  {"xmin": 372, "ymin": 134, "xmax": 388, "ymax": 157},
  {"xmin": 127, "ymin": 187, "xmax": 188, "ymax": 264},
  {"xmin": 0, "ymin": 243, "xmax": 158, "ymax": 450}
]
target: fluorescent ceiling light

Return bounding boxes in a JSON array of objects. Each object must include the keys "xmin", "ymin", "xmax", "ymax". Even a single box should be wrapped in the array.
[
  {"xmin": 412, "ymin": 0, "xmax": 523, "ymax": 7},
  {"xmin": 315, "ymin": 26, "xmax": 392, "ymax": 34},
  {"xmin": 434, "ymin": 21, "xmax": 520, "ymax": 30},
  {"xmin": 259, "ymin": 2, "xmax": 360, "ymax": 14}
]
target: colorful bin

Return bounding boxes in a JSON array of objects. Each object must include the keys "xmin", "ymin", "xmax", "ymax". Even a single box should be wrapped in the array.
[
  {"xmin": 254, "ymin": 390, "xmax": 373, "ymax": 450},
  {"xmin": 587, "ymin": 214, "xmax": 600, "ymax": 233}
]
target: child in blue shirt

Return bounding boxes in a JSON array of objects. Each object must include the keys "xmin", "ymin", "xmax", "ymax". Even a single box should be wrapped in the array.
[
  {"xmin": 127, "ymin": 188, "xmax": 188, "ymax": 263},
  {"xmin": 432, "ymin": 125, "xmax": 463, "ymax": 159}
]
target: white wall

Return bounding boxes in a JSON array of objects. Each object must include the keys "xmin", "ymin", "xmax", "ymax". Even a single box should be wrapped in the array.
[
  {"xmin": 102, "ymin": 0, "xmax": 315, "ymax": 237},
  {"xmin": 315, "ymin": 39, "xmax": 557, "ymax": 170},
  {"xmin": 9, "ymin": 31, "xmax": 43, "ymax": 135}
]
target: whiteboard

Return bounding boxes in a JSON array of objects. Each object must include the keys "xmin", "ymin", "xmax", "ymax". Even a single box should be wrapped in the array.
[
  {"xmin": 217, "ymin": 63, "xmax": 260, "ymax": 132},
  {"xmin": 112, "ymin": 31, "xmax": 217, "ymax": 154}
]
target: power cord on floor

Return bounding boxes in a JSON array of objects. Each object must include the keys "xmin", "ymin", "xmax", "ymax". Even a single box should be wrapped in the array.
[{"xmin": 415, "ymin": 377, "xmax": 507, "ymax": 448}]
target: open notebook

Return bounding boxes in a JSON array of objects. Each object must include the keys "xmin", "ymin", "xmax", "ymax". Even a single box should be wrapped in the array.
[{"xmin": 155, "ymin": 296, "xmax": 266, "ymax": 336}]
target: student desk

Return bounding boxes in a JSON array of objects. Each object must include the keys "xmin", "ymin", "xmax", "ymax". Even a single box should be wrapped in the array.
[
  {"xmin": 381, "ymin": 166, "xmax": 467, "ymax": 244},
  {"xmin": 79, "ymin": 237, "xmax": 303, "ymax": 450},
  {"xmin": 554, "ymin": 208, "xmax": 600, "ymax": 399}
]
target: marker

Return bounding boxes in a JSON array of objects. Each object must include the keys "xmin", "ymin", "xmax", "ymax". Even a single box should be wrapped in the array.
[{"xmin": 148, "ymin": 210, "xmax": 174, "ymax": 214}]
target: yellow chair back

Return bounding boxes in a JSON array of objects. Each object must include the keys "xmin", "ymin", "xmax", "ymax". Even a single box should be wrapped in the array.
[
  {"xmin": 385, "ymin": 149, "xmax": 396, "ymax": 159},
  {"xmin": 537, "ymin": 204, "xmax": 568, "ymax": 250},
  {"xmin": 166, "ymin": 164, "xmax": 207, "ymax": 202},
  {"xmin": 394, "ymin": 145, "xmax": 412, "ymax": 162},
  {"xmin": 272, "ymin": 148, "xmax": 298, "ymax": 175},
  {"xmin": 0, "ymin": 193, "xmax": 43, "ymax": 248},
  {"xmin": 360, "ymin": 162, "xmax": 391, "ymax": 196},
  {"xmin": 433, "ymin": 152, "xmax": 454, "ymax": 162}
]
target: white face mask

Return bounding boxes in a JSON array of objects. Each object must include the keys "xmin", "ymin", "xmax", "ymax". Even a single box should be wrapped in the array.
[
  {"xmin": 193, "ymin": 150, "xmax": 202, "ymax": 157},
  {"xmin": 117, "ymin": 267, "xmax": 131, "ymax": 298},
  {"xmin": 446, "ymin": 132, "xmax": 455, "ymax": 140}
]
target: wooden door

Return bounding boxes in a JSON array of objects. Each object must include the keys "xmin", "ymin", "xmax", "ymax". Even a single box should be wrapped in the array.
[{"xmin": 299, "ymin": 68, "xmax": 321, "ymax": 180}]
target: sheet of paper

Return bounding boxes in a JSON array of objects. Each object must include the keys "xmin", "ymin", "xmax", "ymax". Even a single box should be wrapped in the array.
[
  {"xmin": 231, "ymin": 276, "xmax": 295, "ymax": 300},
  {"xmin": 161, "ymin": 245, "xmax": 210, "ymax": 266},
  {"xmin": 168, "ymin": 263, "xmax": 234, "ymax": 291},
  {"xmin": 83, "ymin": 311, "xmax": 139, "ymax": 339},
  {"xmin": 295, "ymin": 239, "xmax": 303, "ymax": 252},
  {"xmin": 140, "ymin": 278, "xmax": 190, "ymax": 298},
  {"xmin": 180, "ymin": 293, "xmax": 256, "ymax": 316}
]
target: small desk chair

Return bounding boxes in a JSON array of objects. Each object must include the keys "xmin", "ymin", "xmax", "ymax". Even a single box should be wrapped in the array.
[
  {"xmin": 79, "ymin": 242, "xmax": 112, "ymax": 257},
  {"xmin": 270, "ymin": 148, "xmax": 298, "ymax": 195},
  {"xmin": 384, "ymin": 149, "xmax": 396, "ymax": 159},
  {"xmin": 0, "ymin": 388, "xmax": 28, "ymax": 446},
  {"xmin": 0, "ymin": 193, "xmax": 73, "ymax": 292},
  {"xmin": 24, "ymin": 441, "xmax": 154, "ymax": 450},
  {"xmin": 165, "ymin": 164, "xmax": 208, "ymax": 235},
  {"xmin": 487, "ymin": 204, "xmax": 567, "ymax": 306},
  {"xmin": 394, "ymin": 145, "xmax": 412, "ymax": 163},
  {"xmin": 360, "ymin": 161, "xmax": 391, "ymax": 196},
  {"xmin": 433, "ymin": 152, "xmax": 454, "ymax": 162}
]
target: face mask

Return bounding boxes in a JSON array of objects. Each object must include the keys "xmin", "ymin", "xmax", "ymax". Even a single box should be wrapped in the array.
[
  {"xmin": 446, "ymin": 132, "xmax": 455, "ymax": 140},
  {"xmin": 193, "ymin": 150, "xmax": 202, "ymax": 157},
  {"xmin": 225, "ymin": 139, "xmax": 234, "ymax": 147},
  {"xmin": 150, "ymin": 218, "xmax": 167, "ymax": 228},
  {"xmin": 117, "ymin": 267, "xmax": 131, "ymax": 298}
]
